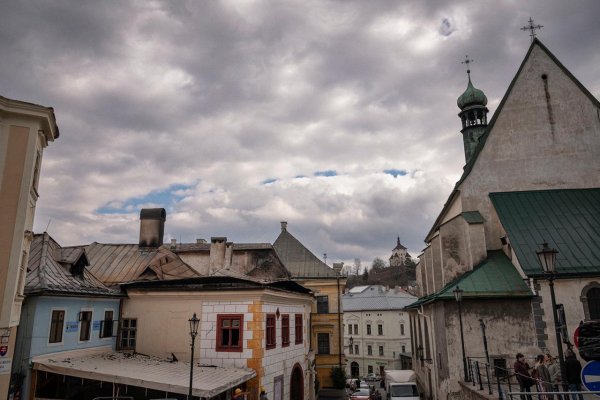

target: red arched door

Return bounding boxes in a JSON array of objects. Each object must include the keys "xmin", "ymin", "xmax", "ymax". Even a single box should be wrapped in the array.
[{"xmin": 290, "ymin": 364, "xmax": 303, "ymax": 400}]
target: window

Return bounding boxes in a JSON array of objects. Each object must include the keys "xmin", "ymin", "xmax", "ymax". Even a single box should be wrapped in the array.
[
  {"xmin": 316, "ymin": 296, "xmax": 329, "ymax": 314},
  {"xmin": 378, "ymin": 324, "xmax": 383, "ymax": 335},
  {"xmin": 100, "ymin": 311, "xmax": 114, "ymax": 338},
  {"xmin": 49, "ymin": 310, "xmax": 65, "ymax": 343},
  {"xmin": 317, "ymin": 333, "xmax": 330, "ymax": 354},
  {"xmin": 366, "ymin": 324, "xmax": 372, "ymax": 335},
  {"xmin": 368, "ymin": 365, "xmax": 373, "ymax": 374},
  {"xmin": 367, "ymin": 345, "xmax": 372, "ymax": 355},
  {"xmin": 295, "ymin": 314, "xmax": 303, "ymax": 344},
  {"xmin": 402, "ymin": 345, "xmax": 406, "ymax": 353},
  {"xmin": 79, "ymin": 311, "xmax": 92, "ymax": 341},
  {"xmin": 588, "ymin": 288, "xmax": 600, "ymax": 320},
  {"xmin": 379, "ymin": 346, "xmax": 384, "ymax": 356},
  {"xmin": 353, "ymin": 324, "xmax": 358, "ymax": 335},
  {"xmin": 354, "ymin": 344, "xmax": 359, "ymax": 354},
  {"xmin": 400, "ymin": 323, "xmax": 405, "ymax": 336},
  {"xmin": 282, "ymin": 315, "xmax": 290, "ymax": 347},
  {"xmin": 266, "ymin": 314, "xmax": 276, "ymax": 349},
  {"xmin": 119, "ymin": 318, "xmax": 137, "ymax": 350},
  {"xmin": 217, "ymin": 314, "xmax": 243, "ymax": 351},
  {"xmin": 349, "ymin": 344, "xmax": 353, "ymax": 354},
  {"xmin": 348, "ymin": 325, "xmax": 352, "ymax": 335}
]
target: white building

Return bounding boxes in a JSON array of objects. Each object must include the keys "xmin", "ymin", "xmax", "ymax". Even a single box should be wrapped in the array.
[{"xmin": 343, "ymin": 285, "xmax": 416, "ymax": 378}]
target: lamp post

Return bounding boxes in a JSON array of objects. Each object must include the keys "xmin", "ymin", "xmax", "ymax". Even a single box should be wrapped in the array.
[
  {"xmin": 453, "ymin": 286, "xmax": 468, "ymax": 381},
  {"xmin": 188, "ymin": 313, "xmax": 200, "ymax": 400},
  {"xmin": 536, "ymin": 242, "xmax": 567, "ymax": 390},
  {"xmin": 349, "ymin": 336, "xmax": 354, "ymax": 377}
]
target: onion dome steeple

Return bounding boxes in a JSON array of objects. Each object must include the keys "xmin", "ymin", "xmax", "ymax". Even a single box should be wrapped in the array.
[{"xmin": 457, "ymin": 56, "xmax": 489, "ymax": 163}]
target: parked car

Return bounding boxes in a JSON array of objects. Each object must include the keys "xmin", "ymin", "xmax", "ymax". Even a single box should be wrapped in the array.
[
  {"xmin": 364, "ymin": 373, "xmax": 380, "ymax": 382},
  {"xmin": 359, "ymin": 381, "xmax": 370, "ymax": 389},
  {"xmin": 349, "ymin": 388, "xmax": 374, "ymax": 400},
  {"xmin": 317, "ymin": 389, "xmax": 347, "ymax": 400}
]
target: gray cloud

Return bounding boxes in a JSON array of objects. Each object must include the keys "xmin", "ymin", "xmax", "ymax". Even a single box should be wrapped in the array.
[{"xmin": 3, "ymin": 0, "xmax": 598, "ymax": 267}]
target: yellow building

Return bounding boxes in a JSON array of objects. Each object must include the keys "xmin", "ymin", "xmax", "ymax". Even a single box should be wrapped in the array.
[
  {"xmin": 0, "ymin": 95, "xmax": 58, "ymax": 396},
  {"xmin": 273, "ymin": 222, "xmax": 346, "ymax": 389}
]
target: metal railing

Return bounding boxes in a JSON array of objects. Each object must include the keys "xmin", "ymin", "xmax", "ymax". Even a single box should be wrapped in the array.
[{"xmin": 465, "ymin": 357, "xmax": 598, "ymax": 400}]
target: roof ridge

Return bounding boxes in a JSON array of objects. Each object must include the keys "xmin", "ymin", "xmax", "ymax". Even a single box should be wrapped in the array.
[{"xmin": 37, "ymin": 232, "xmax": 50, "ymax": 289}]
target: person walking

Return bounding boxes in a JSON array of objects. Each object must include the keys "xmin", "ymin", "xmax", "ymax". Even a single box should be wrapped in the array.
[
  {"xmin": 545, "ymin": 354, "xmax": 562, "ymax": 400},
  {"xmin": 514, "ymin": 353, "xmax": 534, "ymax": 400},
  {"xmin": 533, "ymin": 354, "xmax": 552, "ymax": 399},
  {"xmin": 259, "ymin": 386, "xmax": 268, "ymax": 400},
  {"xmin": 564, "ymin": 349, "xmax": 583, "ymax": 400}
]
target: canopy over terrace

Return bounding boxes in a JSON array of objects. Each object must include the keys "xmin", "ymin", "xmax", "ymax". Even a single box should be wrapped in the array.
[{"xmin": 32, "ymin": 348, "xmax": 256, "ymax": 398}]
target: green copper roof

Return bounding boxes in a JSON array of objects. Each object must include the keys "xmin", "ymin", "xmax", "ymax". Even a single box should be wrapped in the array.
[
  {"xmin": 406, "ymin": 251, "xmax": 532, "ymax": 309},
  {"xmin": 490, "ymin": 189, "xmax": 600, "ymax": 277},
  {"xmin": 457, "ymin": 76, "xmax": 488, "ymax": 109}
]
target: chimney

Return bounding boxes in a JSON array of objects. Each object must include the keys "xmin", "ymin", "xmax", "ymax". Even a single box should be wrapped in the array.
[
  {"xmin": 170, "ymin": 238, "xmax": 177, "ymax": 249},
  {"xmin": 139, "ymin": 208, "xmax": 166, "ymax": 247},
  {"xmin": 332, "ymin": 262, "xmax": 343, "ymax": 274},
  {"xmin": 280, "ymin": 221, "xmax": 288, "ymax": 231},
  {"xmin": 209, "ymin": 237, "xmax": 227, "ymax": 273}
]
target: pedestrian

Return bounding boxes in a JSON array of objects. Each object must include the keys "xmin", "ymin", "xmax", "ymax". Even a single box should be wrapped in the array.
[
  {"xmin": 260, "ymin": 386, "xmax": 268, "ymax": 400},
  {"xmin": 233, "ymin": 388, "xmax": 244, "ymax": 400},
  {"xmin": 514, "ymin": 353, "xmax": 534, "ymax": 400},
  {"xmin": 545, "ymin": 354, "xmax": 562, "ymax": 400},
  {"xmin": 564, "ymin": 349, "xmax": 583, "ymax": 400},
  {"xmin": 533, "ymin": 354, "xmax": 552, "ymax": 399}
]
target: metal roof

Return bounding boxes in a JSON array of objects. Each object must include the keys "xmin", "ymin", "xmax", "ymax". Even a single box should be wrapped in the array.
[
  {"xmin": 32, "ymin": 348, "xmax": 256, "ymax": 398},
  {"xmin": 406, "ymin": 251, "xmax": 533, "ymax": 309},
  {"xmin": 173, "ymin": 242, "xmax": 274, "ymax": 253},
  {"xmin": 490, "ymin": 189, "xmax": 600, "ymax": 277},
  {"xmin": 273, "ymin": 227, "xmax": 338, "ymax": 278},
  {"xmin": 83, "ymin": 242, "xmax": 200, "ymax": 286},
  {"xmin": 342, "ymin": 285, "xmax": 417, "ymax": 311},
  {"xmin": 26, "ymin": 234, "xmax": 119, "ymax": 297},
  {"xmin": 461, "ymin": 211, "xmax": 485, "ymax": 224}
]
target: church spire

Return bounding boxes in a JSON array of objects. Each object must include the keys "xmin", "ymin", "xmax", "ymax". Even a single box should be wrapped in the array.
[{"xmin": 457, "ymin": 55, "xmax": 489, "ymax": 163}]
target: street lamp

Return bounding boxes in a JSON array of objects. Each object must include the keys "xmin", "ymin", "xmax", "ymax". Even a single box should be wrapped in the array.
[
  {"xmin": 536, "ymin": 242, "xmax": 567, "ymax": 390},
  {"xmin": 453, "ymin": 286, "xmax": 468, "ymax": 381},
  {"xmin": 188, "ymin": 313, "xmax": 200, "ymax": 399}
]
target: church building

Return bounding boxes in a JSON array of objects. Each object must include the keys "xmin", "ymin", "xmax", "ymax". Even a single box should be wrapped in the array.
[{"xmin": 407, "ymin": 37, "xmax": 600, "ymax": 400}]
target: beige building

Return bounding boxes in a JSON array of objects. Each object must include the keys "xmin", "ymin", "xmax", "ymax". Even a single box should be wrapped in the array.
[
  {"xmin": 273, "ymin": 222, "xmax": 347, "ymax": 390},
  {"xmin": 0, "ymin": 95, "xmax": 58, "ymax": 396},
  {"xmin": 408, "ymin": 38, "xmax": 600, "ymax": 400}
]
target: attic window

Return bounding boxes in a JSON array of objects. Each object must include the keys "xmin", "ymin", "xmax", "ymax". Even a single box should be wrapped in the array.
[{"xmin": 70, "ymin": 256, "xmax": 88, "ymax": 277}]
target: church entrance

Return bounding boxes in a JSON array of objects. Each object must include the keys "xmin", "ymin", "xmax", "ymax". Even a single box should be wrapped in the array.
[{"xmin": 290, "ymin": 364, "xmax": 303, "ymax": 400}]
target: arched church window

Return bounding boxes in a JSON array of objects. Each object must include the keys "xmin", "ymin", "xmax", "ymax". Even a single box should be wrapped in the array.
[{"xmin": 588, "ymin": 288, "xmax": 600, "ymax": 320}]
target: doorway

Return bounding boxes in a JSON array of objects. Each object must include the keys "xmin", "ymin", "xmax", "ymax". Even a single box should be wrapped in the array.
[{"xmin": 290, "ymin": 363, "xmax": 303, "ymax": 400}]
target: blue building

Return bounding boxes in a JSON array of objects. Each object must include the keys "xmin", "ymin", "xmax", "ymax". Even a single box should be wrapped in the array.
[{"xmin": 11, "ymin": 233, "xmax": 121, "ymax": 399}]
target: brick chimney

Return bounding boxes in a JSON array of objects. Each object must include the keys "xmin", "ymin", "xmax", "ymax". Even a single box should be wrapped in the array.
[
  {"xmin": 139, "ymin": 208, "xmax": 166, "ymax": 247},
  {"xmin": 280, "ymin": 221, "xmax": 288, "ymax": 231},
  {"xmin": 332, "ymin": 262, "xmax": 344, "ymax": 274}
]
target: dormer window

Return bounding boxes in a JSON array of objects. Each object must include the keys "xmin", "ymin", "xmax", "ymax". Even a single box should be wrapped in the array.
[{"xmin": 70, "ymin": 255, "xmax": 88, "ymax": 277}]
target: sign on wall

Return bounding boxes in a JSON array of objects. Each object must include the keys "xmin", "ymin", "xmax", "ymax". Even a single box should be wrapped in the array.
[
  {"xmin": 0, "ymin": 359, "xmax": 11, "ymax": 374},
  {"xmin": 65, "ymin": 322, "xmax": 79, "ymax": 333}
]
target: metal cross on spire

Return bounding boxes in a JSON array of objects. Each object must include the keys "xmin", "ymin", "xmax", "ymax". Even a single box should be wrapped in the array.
[
  {"xmin": 521, "ymin": 17, "xmax": 543, "ymax": 42},
  {"xmin": 461, "ymin": 55, "xmax": 474, "ymax": 79}
]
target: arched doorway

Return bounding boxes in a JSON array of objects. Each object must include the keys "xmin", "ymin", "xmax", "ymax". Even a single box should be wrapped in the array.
[
  {"xmin": 351, "ymin": 362, "xmax": 360, "ymax": 378},
  {"xmin": 588, "ymin": 288, "xmax": 600, "ymax": 320},
  {"xmin": 290, "ymin": 364, "xmax": 303, "ymax": 400}
]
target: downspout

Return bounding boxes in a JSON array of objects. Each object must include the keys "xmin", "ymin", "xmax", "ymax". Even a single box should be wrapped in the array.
[{"xmin": 337, "ymin": 275, "xmax": 342, "ymax": 368}]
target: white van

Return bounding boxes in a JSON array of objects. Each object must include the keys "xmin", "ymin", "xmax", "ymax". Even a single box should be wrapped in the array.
[{"xmin": 384, "ymin": 370, "xmax": 420, "ymax": 400}]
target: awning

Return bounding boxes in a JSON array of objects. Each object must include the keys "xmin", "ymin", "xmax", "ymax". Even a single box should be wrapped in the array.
[{"xmin": 32, "ymin": 347, "xmax": 256, "ymax": 398}]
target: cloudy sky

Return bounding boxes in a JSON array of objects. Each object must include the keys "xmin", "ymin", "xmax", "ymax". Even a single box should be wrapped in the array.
[{"xmin": 3, "ymin": 1, "xmax": 599, "ymax": 270}]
